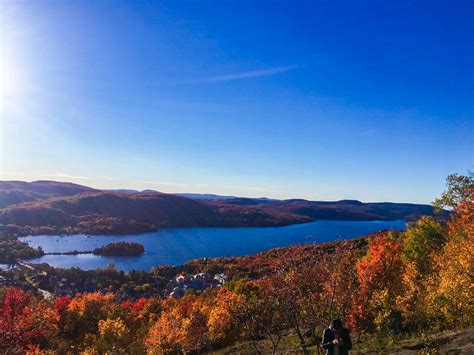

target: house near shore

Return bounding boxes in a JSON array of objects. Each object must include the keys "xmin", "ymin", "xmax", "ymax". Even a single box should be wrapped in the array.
[{"xmin": 165, "ymin": 272, "xmax": 228, "ymax": 299}]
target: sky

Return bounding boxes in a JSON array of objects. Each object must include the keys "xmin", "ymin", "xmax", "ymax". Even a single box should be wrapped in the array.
[{"xmin": 0, "ymin": 0, "xmax": 473, "ymax": 203}]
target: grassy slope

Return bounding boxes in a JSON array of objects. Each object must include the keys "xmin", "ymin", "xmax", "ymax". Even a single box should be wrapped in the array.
[{"xmin": 216, "ymin": 327, "xmax": 474, "ymax": 354}]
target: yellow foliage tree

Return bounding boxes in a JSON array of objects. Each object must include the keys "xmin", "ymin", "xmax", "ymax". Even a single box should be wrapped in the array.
[
  {"xmin": 397, "ymin": 217, "xmax": 446, "ymax": 328},
  {"xmin": 431, "ymin": 194, "xmax": 474, "ymax": 327},
  {"xmin": 96, "ymin": 318, "xmax": 130, "ymax": 352},
  {"xmin": 206, "ymin": 288, "xmax": 242, "ymax": 344}
]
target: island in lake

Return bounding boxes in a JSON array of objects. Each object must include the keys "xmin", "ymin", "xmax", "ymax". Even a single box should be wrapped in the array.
[{"xmin": 92, "ymin": 242, "xmax": 145, "ymax": 257}]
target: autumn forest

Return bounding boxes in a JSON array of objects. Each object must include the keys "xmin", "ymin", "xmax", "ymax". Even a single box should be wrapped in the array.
[{"xmin": 0, "ymin": 174, "xmax": 472, "ymax": 353}]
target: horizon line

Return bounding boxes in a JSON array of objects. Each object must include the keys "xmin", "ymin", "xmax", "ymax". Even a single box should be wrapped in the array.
[{"xmin": 0, "ymin": 178, "xmax": 436, "ymax": 205}]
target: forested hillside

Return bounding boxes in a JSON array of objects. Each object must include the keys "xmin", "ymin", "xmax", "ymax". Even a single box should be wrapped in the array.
[
  {"xmin": 0, "ymin": 191, "xmax": 308, "ymax": 236},
  {"xmin": 0, "ymin": 180, "xmax": 445, "ymax": 237},
  {"xmin": 0, "ymin": 180, "xmax": 97, "ymax": 208},
  {"xmin": 210, "ymin": 197, "xmax": 443, "ymax": 221}
]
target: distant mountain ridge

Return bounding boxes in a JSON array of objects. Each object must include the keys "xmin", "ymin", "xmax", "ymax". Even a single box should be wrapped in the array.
[
  {"xmin": 210, "ymin": 198, "xmax": 442, "ymax": 222},
  {"xmin": 103, "ymin": 191, "xmax": 238, "ymax": 201},
  {"xmin": 0, "ymin": 180, "xmax": 447, "ymax": 237},
  {"xmin": 0, "ymin": 180, "xmax": 97, "ymax": 208},
  {"xmin": 176, "ymin": 193, "xmax": 237, "ymax": 201}
]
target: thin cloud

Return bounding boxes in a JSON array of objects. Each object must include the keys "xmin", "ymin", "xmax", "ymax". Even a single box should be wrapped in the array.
[
  {"xmin": 139, "ymin": 181, "xmax": 190, "ymax": 188},
  {"xmin": 193, "ymin": 65, "xmax": 298, "ymax": 83},
  {"xmin": 101, "ymin": 176, "xmax": 118, "ymax": 180},
  {"xmin": 45, "ymin": 172, "xmax": 89, "ymax": 180},
  {"xmin": 0, "ymin": 171, "xmax": 26, "ymax": 177},
  {"xmin": 222, "ymin": 184, "xmax": 266, "ymax": 192}
]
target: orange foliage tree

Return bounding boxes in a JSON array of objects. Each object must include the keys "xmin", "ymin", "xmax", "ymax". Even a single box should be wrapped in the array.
[
  {"xmin": 146, "ymin": 288, "xmax": 242, "ymax": 353},
  {"xmin": 349, "ymin": 233, "xmax": 404, "ymax": 332},
  {"xmin": 146, "ymin": 295, "xmax": 209, "ymax": 352}
]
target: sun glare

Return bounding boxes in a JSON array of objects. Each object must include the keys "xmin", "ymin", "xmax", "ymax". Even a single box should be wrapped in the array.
[
  {"xmin": 0, "ymin": 33, "xmax": 30, "ymax": 117},
  {"xmin": 0, "ymin": 53, "xmax": 26, "ymax": 98}
]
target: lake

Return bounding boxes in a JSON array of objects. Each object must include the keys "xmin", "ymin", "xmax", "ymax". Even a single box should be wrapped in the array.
[{"xmin": 19, "ymin": 220, "xmax": 405, "ymax": 271}]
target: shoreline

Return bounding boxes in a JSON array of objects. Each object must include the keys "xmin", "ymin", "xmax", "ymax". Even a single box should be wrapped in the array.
[
  {"xmin": 17, "ymin": 220, "xmax": 406, "ymax": 271},
  {"xmin": 17, "ymin": 217, "xmax": 406, "ymax": 240}
]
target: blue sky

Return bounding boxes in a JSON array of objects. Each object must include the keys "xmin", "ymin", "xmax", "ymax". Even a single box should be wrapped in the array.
[{"xmin": 0, "ymin": 0, "xmax": 472, "ymax": 203}]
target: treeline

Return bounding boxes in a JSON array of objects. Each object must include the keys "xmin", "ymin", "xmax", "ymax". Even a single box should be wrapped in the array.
[
  {"xmin": 0, "ymin": 238, "xmax": 43, "ymax": 264},
  {"xmin": 92, "ymin": 242, "xmax": 145, "ymax": 256},
  {"xmin": 0, "ymin": 175, "xmax": 472, "ymax": 353}
]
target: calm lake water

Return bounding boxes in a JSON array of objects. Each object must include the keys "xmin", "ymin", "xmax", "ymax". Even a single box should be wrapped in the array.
[{"xmin": 19, "ymin": 220, "xmax": 405, "ymax": 271}]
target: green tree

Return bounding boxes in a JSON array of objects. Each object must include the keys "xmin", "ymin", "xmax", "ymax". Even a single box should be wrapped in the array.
[
  {"xmin": 432, "ymin": 173, "xmax": 473, "ymax": 209},
  {"xmin": 402, "ymin": 217, "xmax": 445, "ymax": 275}
]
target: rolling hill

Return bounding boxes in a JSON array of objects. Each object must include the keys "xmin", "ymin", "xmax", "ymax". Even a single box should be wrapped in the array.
[
  {"xmin": 0, "ymin": 180, "xmax": 97, "ymax": 208},
  {"xmin": 0, "ymin": 180, "xmax": 445, "ymax": 237},
  {"xmin": 210, "ymin": 197, "xmax": 442, "ymax": 221}
]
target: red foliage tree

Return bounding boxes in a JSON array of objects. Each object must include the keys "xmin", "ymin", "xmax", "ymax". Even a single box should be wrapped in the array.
[
  {"xmin": 349, "ymin": 233, "xmax": 404, "ymax": 331},
  {"xmin": 0, "ymin": 288, "xmax": 51, "ymax": 352}
]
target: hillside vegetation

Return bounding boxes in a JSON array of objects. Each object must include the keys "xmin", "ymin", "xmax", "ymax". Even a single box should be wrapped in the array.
[
  {"xmin": 0, "ymin": 180, "xmax": 445, "ymax": 237},
  {"xmin": 0, "ymin": 180, "xmax": 97, "ymax": 208},
  {"xmin": 0, "ymin": 191, "xmax": 308, "ymax": 236},
  {"xmin": 211, "ymin": 198, "xmax": 442, "ymax": 221},
  {"xmin": 0, "ymin": 174, "xmax": 471, "ymax": 353}
]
